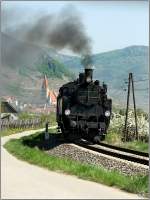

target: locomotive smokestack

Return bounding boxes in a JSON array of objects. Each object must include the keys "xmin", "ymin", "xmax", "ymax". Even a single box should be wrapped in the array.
[
  {"xmin": 84, "ymin": 65, "xmax": 94, "ymax": 83},
  {"xmin": 81, "ymin": 55, "xmax": 94, "ymax": 83}
]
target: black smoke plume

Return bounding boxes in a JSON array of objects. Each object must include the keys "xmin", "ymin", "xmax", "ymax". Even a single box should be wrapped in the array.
[
  {"xmin": 26, "ymin": 6, "xmax": 92, "ymax": 56},
  {"xmin": 2, "ymin": 5, "xmax": 93, "ymax": 68}
]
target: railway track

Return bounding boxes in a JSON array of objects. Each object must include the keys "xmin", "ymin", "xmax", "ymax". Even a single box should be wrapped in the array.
[{"xmin": 74, "ymin": 139, "xmax": 149, "ymax": 166}]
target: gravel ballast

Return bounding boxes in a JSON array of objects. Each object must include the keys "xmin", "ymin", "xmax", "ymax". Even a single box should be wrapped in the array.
[{"xmin": 46, "ymin": 143, "xmax": 149, "ymax": 176}]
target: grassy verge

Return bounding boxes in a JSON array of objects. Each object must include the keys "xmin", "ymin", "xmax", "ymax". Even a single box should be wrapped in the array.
[
  {"xmin": 1, "ymin": 126, "xmax": 57, "ymax": 137},
  {"xmin": 4, "ymin": 133, "xmax": 148, "ymax": 196},
  {"xmin": 0, "ymin": 127, "xmax": 44, "ymax": 137},
  {"xmin": 105, "ymin": 132, "xmax": 148, "ymax": 153},
  {"xmin": 121, "ymin": 141, "xmax": 149, "ymax": 153}
]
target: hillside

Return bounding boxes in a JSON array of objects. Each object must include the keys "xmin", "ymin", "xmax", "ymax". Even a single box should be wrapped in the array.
[
  {"xmin": 1, "ymin": 33, "xmax": 149, "ymax": 110},
  {"xmin": 60, "ymin": 46, "xmax": 149, "ymax": 110},
  {"xmin": 1, "ymin": 33, "xmax": 74, "ymax": 103},
  {"xmin": 92, "ymin": 46, "xmax": 149, "ymax": 110},
  {"xmin": 92, "ymin": 45, "xmax": 148, "ymax": 82}
]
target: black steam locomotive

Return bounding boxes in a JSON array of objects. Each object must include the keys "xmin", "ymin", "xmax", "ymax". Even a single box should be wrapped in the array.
[{"xmin": 56, "ymin": 65, "xmax": 112, "ymax": 142}]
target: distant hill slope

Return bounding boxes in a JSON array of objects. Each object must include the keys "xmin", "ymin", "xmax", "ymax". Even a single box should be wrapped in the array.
[
  {"xmin": 92, "ymin": 45, "xmax": 148, "ymax": 82},
  {"xmin": 92, "ymin": 46, "xmax": 149, "ymax": 110},
  {"xmin": 1, "ymin": 33, "xmax": 74, "ymax": 103},
  {"xmin": 1, "ymin": 32, "xmax": 74, "ymax": 79},
  {"xmin": 1, "ymin": 32, "xmax": 148, "ymax": 110},
  {"xmin": 60, "ymin": 46, "xmax": 149, "ymax": 110}
]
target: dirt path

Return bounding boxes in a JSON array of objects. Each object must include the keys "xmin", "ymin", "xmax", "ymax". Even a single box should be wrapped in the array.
[{"xmin": 1, "ymin": 129, "xmax": 143, "ymax": 199}]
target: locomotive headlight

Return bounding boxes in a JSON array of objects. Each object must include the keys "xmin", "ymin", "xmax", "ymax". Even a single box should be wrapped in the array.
[
  {"xmin": 65, "ymin": 109, "xmax": 70, "ymax": 116},
  {"xmin": 105, "ymin": 111, "xmax": 110, "ymax": 117}
]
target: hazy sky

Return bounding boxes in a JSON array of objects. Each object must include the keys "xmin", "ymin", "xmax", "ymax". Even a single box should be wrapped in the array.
[{"xmin": 2, "ymin": 1, "xmax": 149, "ymax": 54}]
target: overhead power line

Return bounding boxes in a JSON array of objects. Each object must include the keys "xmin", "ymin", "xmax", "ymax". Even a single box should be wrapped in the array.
[
  {"xmin": 133, "ymin": 79, "xmax": 149, "ymax": 82},
  {"xmin": 135, "ymin": 88, "xmax": 149, "ymax": 91},
  {"xmin": 124, "ymin": 79, "xmax": 149, "ymax": 84}
]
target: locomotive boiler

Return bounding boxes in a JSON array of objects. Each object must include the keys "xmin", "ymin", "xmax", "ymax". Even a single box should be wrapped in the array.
[{"xmin": 56, "ymin": 64, "xmax": 112, "ymax": 142}]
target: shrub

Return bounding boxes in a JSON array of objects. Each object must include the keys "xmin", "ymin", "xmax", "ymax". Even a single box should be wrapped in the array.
[{"xmin": 109, "ymin": 108, "xmax": 149, "ymax": 142}]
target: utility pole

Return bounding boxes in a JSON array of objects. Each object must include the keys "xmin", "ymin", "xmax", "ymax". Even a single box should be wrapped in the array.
[
  {"xmin": 124, "ymin": 73, "xmax": 131, "ymax": 141},
  {"xmin": 130, "ymin": 73, "xmax": 138, "ymax": 140},
  {"xmin": 124, "ymin": 73, "xmax": 138, "ymax": 141}
]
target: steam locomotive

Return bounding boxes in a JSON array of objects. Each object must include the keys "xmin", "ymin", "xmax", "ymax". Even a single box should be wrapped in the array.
[{"xmin": 56, "ymin": 65, "xmax": 112, "ymax": 142}]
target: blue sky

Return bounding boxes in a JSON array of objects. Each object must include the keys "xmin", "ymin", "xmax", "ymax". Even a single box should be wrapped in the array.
[{"xmin": 2, "ymin": 1, "xmax": 149, "ymax": 54}]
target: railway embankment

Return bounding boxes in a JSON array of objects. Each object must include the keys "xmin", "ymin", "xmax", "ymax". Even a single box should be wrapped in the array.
[{"xmin": 3, "ymin": 129, "xmax": 149, "ymax": 197}]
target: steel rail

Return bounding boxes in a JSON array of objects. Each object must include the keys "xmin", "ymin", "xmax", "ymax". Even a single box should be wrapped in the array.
[
  {"xmin": 99, "ymin": 142, "xmax": 149, "ymax": 157},
  {"xmin": 74, "ymin": 140, "xmax": 149, "ymax": 166}
]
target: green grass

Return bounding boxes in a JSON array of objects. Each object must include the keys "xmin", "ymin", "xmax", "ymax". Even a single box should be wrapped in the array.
[
  {"xmin": 105, "ymin": 132, "xmax": 148, "ymax": 153},
  {"xmin": 1, "ymin": 126, "xmax": 57, "ymax": 137},
  {"xmin": 18, "ymin": 112, "xmax": 57, "ymax": 125},
  {"xmin": 122, "ymin": 141, "xmax": 149, "ymax": 153},
  {"xmin": 105, "ymin": 132, "xmax": 122, "ymax": 145},
  {"xmin": 39, "ymin": 112, "xmax": 57, "ymax": 125},
  {"xmin": 0, "ymin": 127, "xmax": 44, "ymax": 137},
  {"xmin": 4, "ymin": 133, "xmax": 149, "ymax": 196}
]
